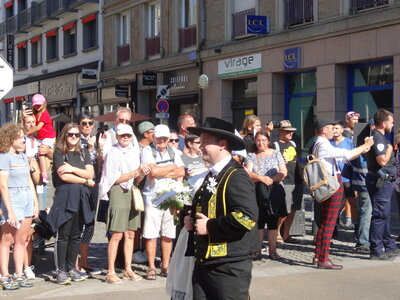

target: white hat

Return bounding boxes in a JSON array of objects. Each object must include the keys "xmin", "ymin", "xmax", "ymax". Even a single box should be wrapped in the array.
[
  {"xmin": 154, "ymin": 124, "xmax": 170, "ymax": 138},
  {"xmin": 116, "ymin": 124, "xmax": 134, "ymax": 136}
]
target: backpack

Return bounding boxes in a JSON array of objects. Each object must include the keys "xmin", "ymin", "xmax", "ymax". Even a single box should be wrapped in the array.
[
  {"xmin": 303, "ymin": 143, "xmax": 340, "ymax": 203},
  {"xmin": 150, "ymin": 144, "xmax": 175, "ymax": 165}
]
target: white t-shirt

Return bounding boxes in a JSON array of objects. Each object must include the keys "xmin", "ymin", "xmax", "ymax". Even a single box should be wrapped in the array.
[
  {"xmin": 141, "ymin": 145, "xmax": 184, "ymax": 207},
  {"xmin": 25, "ymin": 136, "xmax": 39, "ymax": 158}
]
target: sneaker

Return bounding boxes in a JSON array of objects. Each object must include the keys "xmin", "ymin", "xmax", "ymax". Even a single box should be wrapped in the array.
[
  {"xmin": 370, "ymin": 253, "xmax": 395, "ymax": 261},
  {"xmin": 56, "ymin": 270, "xmax": 71, "ymax": 285},
  {"xmin": 0, "ymin": 276, "xmax": 20, "ymax": 290},
  {"xmin": 41, "ymin": 173, "xmax": 49, "ymax": 184},
  {"xmin": 24, "ymin": 266, "xmax": 36, "ymax": 280},
  {"xmin": 354, "ymin": 245, "xmax": 370, "ymax": 254},
  {"xmin": 12, "ymin": 273, "xmax": 33, "ymax": 288},
  {"xmin": 76, "ymin": 269, "xmax": 89, "ymax": 279},
  {"xmin": 68, "ymin": 269, "xmax": 86, "ymax": 282}
]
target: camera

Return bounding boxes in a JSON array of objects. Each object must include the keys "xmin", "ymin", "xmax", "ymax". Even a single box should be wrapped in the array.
[{"xmin": 268, "ymin": 121, "xmax": 280, "ymax": 129}]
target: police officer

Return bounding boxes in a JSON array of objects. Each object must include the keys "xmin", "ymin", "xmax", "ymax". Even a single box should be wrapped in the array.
[{"xmin": 365, "ymin": 109, "xmax": 399, "ymax": 260}]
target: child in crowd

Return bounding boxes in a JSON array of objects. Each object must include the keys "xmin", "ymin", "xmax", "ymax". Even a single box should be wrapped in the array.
[{"xmin": 26, "ymin": 94, "xmax": 56, "ymax": 183}]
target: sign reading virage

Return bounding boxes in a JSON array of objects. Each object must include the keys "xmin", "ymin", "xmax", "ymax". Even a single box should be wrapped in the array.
[{"xmin": 218, "ymin": 53, "xmax": 261, "ymax": 78}]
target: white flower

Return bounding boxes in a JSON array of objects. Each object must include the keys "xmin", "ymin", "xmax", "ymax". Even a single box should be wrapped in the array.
[{"xmin": 206, "ymin": 176, "xmax": 217, "ymax": 194}]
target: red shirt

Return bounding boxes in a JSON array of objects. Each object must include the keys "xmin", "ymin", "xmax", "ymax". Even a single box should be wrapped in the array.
[{"xmin": 35, "ymin": 110, "xmax": 56, "ymax": 140}]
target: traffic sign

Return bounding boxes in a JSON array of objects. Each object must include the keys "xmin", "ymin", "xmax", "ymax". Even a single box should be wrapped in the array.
[
  {"xmin": 0, "ymin": 56, "xmax": 13, "ymax": 99},
  {"xmin": 156, "ymin": 99, "xmax": 169, "ymax": 113},
  {"xmin": 155, "ymin": 112, "xmax": 169, "ymax": 119},
  {"xmin": 157, "ymin": 85, "xmax": 171, "ymax": 100}
]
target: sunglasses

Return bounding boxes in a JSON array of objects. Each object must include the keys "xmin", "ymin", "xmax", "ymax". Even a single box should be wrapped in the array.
[
  {"xmin": 81, "ymin": 121, "xmax": 93, "ymax": 126},
  {"xmin": 169, "ymin": 139, "xmax": 179, "ymax": 143},
  {"xmin": 193, "ymin": 141, "xmax": 201, "ymax": 144},
  {"xmin": 118, "ymin": 119, "xmax": 130, "ymax": 124},
  {"xmin": 120, "ymin": 134, "xmax": 132, "ymax": 138},
  {"xmin": 67, "ymin": 132, "xmax": 80, "ymax": 138}
]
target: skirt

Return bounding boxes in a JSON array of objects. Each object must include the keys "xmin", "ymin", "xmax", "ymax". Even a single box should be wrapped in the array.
[{"xmin": 107, "ymin": 185, "xmax": 141, "ymax": 232}]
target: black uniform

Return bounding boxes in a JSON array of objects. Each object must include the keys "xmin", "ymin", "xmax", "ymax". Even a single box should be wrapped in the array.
[
  {"xmin": 188, "ymin": 158, "xmax": 259, "ymax": 300},
  {"xmin": 365, "ymin": 130, "xmax": 397, "ymax": 256}
]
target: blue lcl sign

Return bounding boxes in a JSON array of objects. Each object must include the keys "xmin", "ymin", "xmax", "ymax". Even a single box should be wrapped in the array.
[
  {"xmin": 284, "ymin": 47, "xmax": 301, "ymax": 70},
  {"xmin": 246, "ymin": 15, "xmax": 269, "ymax": 35}
]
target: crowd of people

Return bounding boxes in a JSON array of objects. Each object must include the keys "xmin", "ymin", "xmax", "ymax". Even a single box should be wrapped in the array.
[{"xmin": 0, "ymin": 93, "xmax": 399, "ymax": 299}]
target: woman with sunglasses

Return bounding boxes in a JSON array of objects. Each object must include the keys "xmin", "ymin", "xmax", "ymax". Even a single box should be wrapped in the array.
[
  {"xmin": 98, "ymin": 124, "xmax": 151, "ymax": 284},
  {"xmin": 76, "ymin": 112, "xmax": 101, "ymax": 276},
  {"xmin": 47, "ymin": 123, "xmax": 95, "ymax": 285},
  {"xmin": 0, "ymin": 123, "xmax": 39, "ymax": 290},
  {"xmin": 168, "ymin": 130, "xmax": 182, "ymax": 155}
]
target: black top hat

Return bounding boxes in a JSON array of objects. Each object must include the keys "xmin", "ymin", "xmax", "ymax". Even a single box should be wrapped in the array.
[{"xmin": 188, "ymin": 117, "xmax": 245, "ymax": 150}]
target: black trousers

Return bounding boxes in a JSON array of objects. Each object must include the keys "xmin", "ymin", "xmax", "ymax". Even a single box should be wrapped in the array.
[
  {"xmin": 192, "ymin": 259, "xmax": 252, "ymax": 300},
  {"xmin": 55, "ymin": 207, "xmax": 84, "ymax": 271}
]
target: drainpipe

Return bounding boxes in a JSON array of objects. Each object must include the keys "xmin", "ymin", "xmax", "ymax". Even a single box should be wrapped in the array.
[{"xmin": 198, "ymin": 0, "xmax": 205, "ymax": 123}]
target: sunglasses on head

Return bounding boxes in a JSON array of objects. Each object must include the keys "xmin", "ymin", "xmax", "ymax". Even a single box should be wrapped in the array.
[
  {"xmin": 118, "ymin": 119, "xmax": 130, "ymax": 124},
  {"xmin": 67, "ymin": 132, "xmax": 80, "ymax": 138},
  {"xmin": 169, "ymin": 139, "xmax": 179, "ymax": 143},
  {"xmin": 81, "ymin": 121, "xmax": 93, "ymax": 126}
]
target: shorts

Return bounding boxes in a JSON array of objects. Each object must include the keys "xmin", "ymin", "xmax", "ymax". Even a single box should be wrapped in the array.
[
  {"xmin": 258, "ymin": 204, "xmax": 279, "ymax": 230},
  {"xmin": 0, "ymin": 187, "xmax": 33, "ymax": 221},
  {"xmin": 142, "ymin": 205, "xmax": 176, "ymax": 239},
  {"xmin": 283, "ymin": 184, "xmax": 303, "ymax": 213},
  {"xmin": 343, "ymin": 182, "xmax": 356, "ymax": 198},
  {"xmin": 38, "ymin": 138, "xmax": 55, "ymax": 148}
]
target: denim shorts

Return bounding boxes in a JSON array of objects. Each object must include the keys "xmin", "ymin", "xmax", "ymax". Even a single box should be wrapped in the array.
[{"xmin": 0, "ymin": 187, "xmax": 33, "ymax": 221}]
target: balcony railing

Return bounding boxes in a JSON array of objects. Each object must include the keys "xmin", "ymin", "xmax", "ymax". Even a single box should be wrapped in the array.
[
  {"xmin": 351, "ymin": 0, "xmax": 388, "ymax": 12},
  {"xmin": 0, "ymin": 22, "xmax": 5, "ymax": 39},
  {"xmin": 284, "ymin": 0, "xmax": 313, "ymax": 27},
  {"xmin": 6, "ymin": 16, "xmax": 18, "ymax": 35},
  {"xmin": 31, "ymin": 1, "xmax": 48, "ymax": 25},
  {"xmin": 145, "ymin": 35, "xmax": 160, "ymax": 57},
  {"xmin": 18, "ymin": 8, "xmax": 32, "ymax": 31},
  {"xmin": 69, "ymin": 0, "xmax": 99, "ymax": 8},
  {"xmin": 117, "ymin": 44, "xmax": 130, "ymax": 64},
  {"xmin": 178, "ymin": 24, "xmax": 197, "ymax": 51},
  {"xmin": 232, "ymin": 8, "xmax": 255, "ymax": 39}
]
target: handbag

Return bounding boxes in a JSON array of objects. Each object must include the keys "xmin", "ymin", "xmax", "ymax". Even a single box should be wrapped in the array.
[{"xmin": 131, "ymin": 184, "xmax": 144, "ymax": 212}]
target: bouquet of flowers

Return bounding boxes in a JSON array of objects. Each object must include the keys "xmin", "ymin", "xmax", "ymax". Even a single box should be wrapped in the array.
[{"xmin": 154, "ymin": 180, "xmax": 193, "ymax": 224}]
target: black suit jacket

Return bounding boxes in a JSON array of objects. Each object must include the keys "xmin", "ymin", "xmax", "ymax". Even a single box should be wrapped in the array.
[{"xmin": 189, "ymin": 158, "xmax": 259, "ymax": 264}]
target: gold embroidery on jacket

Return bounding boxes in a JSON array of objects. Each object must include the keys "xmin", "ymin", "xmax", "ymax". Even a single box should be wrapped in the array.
[{"xmin": 232, "ymin": 211, "xmax": 256, "ymax": 230}]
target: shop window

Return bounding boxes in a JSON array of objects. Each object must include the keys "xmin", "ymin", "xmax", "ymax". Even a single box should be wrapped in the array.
[
  {"xmin": 46, "ymin": 29, "xmax": 58, "ymax": 61},
  {"xmin": 178, "ymin": 0, "xmax": 197, "ymax": 50},
  {"xmin": 286, "ymin": 71, "xmax": 316, "ymax": 156},
  {"xmin": 82, "ymin": 14, "xmax": 97, "ymax": 50},
  {"xmin": 63, "ymin": 23, "xmax": 77, "ymax": 57},
  {"xmin": 17, "ymin": 42, "xmax": 27, "ymax": 69},
  {"xmin": 232, "ymin": 77, "xmax": 258, "ymax": 130},
  {"xmin": 284, "ymin": 0, "xmax": 313, "ymax": 27},
  {"xmin": 348, "ymin": 60, "xmax": 393, "ymax": 122},
  {"xmin": 31, "ymin": 36, "xmax": 42, "ymax": 66}
]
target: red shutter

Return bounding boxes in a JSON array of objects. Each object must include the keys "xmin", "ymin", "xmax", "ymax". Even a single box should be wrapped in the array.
[
  {"xmin": 30, "ymin": 36, "xmax": 41, "ymax": 43},
  {"xmin": 4, "ymin": 1, "xmax": 13, "ymax": 9},
  {"xmin": 46, "ymin": 29, "xmax": 57, "ymax": 38},
  {"xmin": 4, "ymin": 98, "xmax": 14, "ymax": 103},
  {"xmin": 16, "ymin": 41, "xmax": 27, "ymax": 48},
  {"xmin": 62, "ymin": 22, "xmax": 76, "ymax": 31},
  {"xmin": 82, "ymin": 14, "xmax": 96, "ymax": 24},
  {"xmin": 16, "ymin": 96, "xmax": 25, "ymax": 101}
]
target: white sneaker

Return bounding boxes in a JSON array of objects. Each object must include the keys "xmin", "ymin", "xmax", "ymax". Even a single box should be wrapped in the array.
[{"xmin": 24, "ymin": 266, "xmax": 35, "ymax": 280}]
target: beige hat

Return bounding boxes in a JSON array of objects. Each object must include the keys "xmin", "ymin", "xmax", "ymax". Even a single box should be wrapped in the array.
[{"xmin": 279, "ymin": 120, "xmax": 297, "ymax": 131}]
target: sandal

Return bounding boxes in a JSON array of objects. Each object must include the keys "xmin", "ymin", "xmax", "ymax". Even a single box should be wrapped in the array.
[
  {"xmin": 276, "ymin": 235, "xmax": 284, "ymax": 244},
  {"xmin": 105, "ymin": 272, "xmax": 122, "ymax": 285},
  {"xmin": 123, "ymin": 270, "xmax": 142, "ymax": 281},
  {"xmin": 146, "ymin": 268, "xmax": 156, "ymax": 280},
  {"xmin": 159, "ymin": 267, "xmax": 169, "ymax": 277}
]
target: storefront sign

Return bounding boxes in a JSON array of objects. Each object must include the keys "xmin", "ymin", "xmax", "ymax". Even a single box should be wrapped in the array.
[
  {"xmin": 40, "ymin": 74, "xmax": 77, "ymax": 102},
  {"xmin": 115, "ymin": 85, "xmax": 129, "ymax": 97},
  {"xmin": 218, "ymin": 53, "xmax": 262, "ymax": 78},
  {"xmin": 246, "ymin": 16, "xmax": 269, "ymax": 35},
  {"xmin": 165, "ymin": 68, "xmax": 199, "ymax": 96},
  {"xmin": 6, "ymin": 35, "xmax": 14, "ymax": 67},
  {"xmin": 284, "ymin": 47, "xmax": 301, "ymax": 70},
  {"xmin": 143, "ymin": 71, "xmax": 157, "ymax": 86}
]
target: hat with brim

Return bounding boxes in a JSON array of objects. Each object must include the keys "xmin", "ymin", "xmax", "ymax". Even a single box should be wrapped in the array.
[
  {"xmin": 188, "ymin": 117, "xmax": 245, "ymax": 150},
  {"xmin": 314, "ymin": 118, "xmax": 337, "ymax": 131},
  {"xmin": 279, "ymin": 120, "xmax": 297, "ymax": 131}
]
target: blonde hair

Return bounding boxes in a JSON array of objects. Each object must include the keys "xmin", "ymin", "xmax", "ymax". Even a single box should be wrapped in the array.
[
  {"xmin": 0, "ymin": 123, "xmax": 23, "ymax": 154},
  {"xmin": 240, "ymin": 115, "xmax": 260, "ymax": 137},
  {"xmin": 33, "ymin": 101, "xmax": 48, "ymax": 118},
  {"xmin": 56, "ymin": 123, "xmax": 82, "ymax": 155}
]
